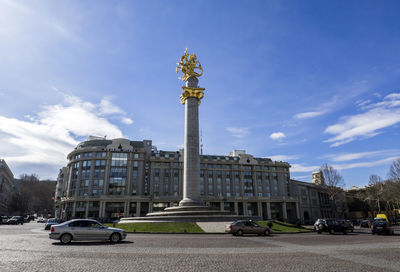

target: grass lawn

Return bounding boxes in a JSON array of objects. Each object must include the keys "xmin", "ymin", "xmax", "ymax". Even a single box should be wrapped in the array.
[
  {"xmin": 256, "ymin": 220, "xmax": 313, "ymax": 232},
  {"xmin": 105, "ymin": 222, "xmax": 205, "ymax": 233}
]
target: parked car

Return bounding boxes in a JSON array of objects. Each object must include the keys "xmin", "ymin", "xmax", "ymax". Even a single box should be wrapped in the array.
[
  {"xmin": 338, "ymin": 220, "xmax": 354, "ymax": 233},
  {"xmin": 49, "ymin": 219, "xmax": 127, "ymax": 244},
  {"xmin": 360, "ymin": 220, "xmax": 371, "ymax": 228},
  {"xmin": 23, "ymin": 215, "xmax": 35, "ymax": 223},
  {"xmin": 45, "ymin": 218, "xmax": 62, "ymax": 230},
  {"xmin": 37, "ymin": 217, "xmax": 47, "ymax": 223},
  {"xmin": 225, "ymin": 220, "xmax": 271, "ymax": 236},
  {"xmin": 314, "ymin": 219, "xmax": 348, "ymax": 234},
  {"xmin": 371, "ymin": 218, "xmax": 394, "ymax": 235},
  {"xmin": 7, "ymin": 216, "xmax": 24, "ymax": 225},
  {"xmin": 1, "ymin": 216, "xmax": 9, "ymax": 224}
]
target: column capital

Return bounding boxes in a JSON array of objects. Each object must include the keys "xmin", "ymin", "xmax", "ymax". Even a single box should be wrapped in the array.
[{"xmin": 180, "ymin": 86, "xmax": 205, "ymax": 105}]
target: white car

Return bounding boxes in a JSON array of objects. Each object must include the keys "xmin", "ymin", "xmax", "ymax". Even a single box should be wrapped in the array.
[{"xmin": 49, "ymin": 219, "xmax": 127, "ymax": 244}]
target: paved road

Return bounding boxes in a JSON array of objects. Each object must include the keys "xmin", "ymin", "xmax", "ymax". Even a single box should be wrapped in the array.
[{"xmin": 1, "ymin": 223, "xmax": 400, "ymax": 272}]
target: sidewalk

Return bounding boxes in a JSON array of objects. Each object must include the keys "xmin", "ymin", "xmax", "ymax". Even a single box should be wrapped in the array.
[{"xmin": 196, "ymin": 221, "xmax": 233, "ymax": 233}]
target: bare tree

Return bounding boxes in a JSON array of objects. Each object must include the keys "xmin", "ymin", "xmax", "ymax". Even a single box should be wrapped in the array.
[
  {"xmin": 320, "ymin": 164, "xmax": 346, "ymax": 218},
  {"xmin": 388, "ymin": 158, "xmax": 400, "ymax": 181},
  {"xmin": 366, "ymin": 174, "xmax": 384, "ymax": 213},
  {"xmin": 320, "ymin": 164, "xmax": 345, "ymax": 198}
]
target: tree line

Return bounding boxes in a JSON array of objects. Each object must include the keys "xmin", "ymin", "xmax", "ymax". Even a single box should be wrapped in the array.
[
  {"xmin": 8, "ymin": 174, "xmax": 56, "ymax": 217},
  {"xmin": 346, "ymin": 158, "xmax": 400, "ymax": 220}
]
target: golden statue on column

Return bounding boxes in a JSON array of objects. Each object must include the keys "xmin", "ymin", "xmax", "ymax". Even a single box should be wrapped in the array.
[{"xmin": 176, "ymin": 48, "xmax": 205, "ymax": 105}]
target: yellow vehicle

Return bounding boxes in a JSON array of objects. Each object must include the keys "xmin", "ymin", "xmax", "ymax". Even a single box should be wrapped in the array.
[{"xmin": 375, "ymin": 214, "xmax": 389, "ymax": 223}]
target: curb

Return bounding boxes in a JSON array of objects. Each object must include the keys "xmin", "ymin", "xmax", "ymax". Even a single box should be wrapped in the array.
[{"xmin": 124, "ymin": 230, "xmax": 315, "ymax": 235}]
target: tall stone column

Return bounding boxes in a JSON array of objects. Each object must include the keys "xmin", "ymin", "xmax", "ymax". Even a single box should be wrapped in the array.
[
  {"xmin": 266, "ymin": 202, "xmax": 271, "ymax": 219},
  {"xmin": 136, "ymin": 202, "xmax": 141, "ymax": 217},
  {"xmin": 282, "ymin": 201, "xmax": 288, "ymax": 221},
  {"xmin": 179, "ymin": 76, "xmax": 205, "ymax": 207},
  {"xmin": 295, "ymin": 201, "xmax": 300, "ymax": 220}
]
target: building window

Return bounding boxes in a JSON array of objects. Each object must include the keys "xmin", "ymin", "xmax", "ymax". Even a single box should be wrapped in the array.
[
  {"xmin": 109, "ymin": 177, "xmax": 126, "ymax": 195},
  {"xmin": 153, "ymin": 183, "xmax": 159, "ymax": 196},
  {"xmin": 82, "ymin": 160, "xmax": 91, "ymax": 168},
  {"xmin": 95, "ymin": 160, "xmax": 106, "ymax": 167},
  {"xmin": 83, "ymin": 152, "xmax": 93, "ymax": 158},
  {"xmin": 208, "ymin": 184, "xmax": 213, "ymax": 195},
  {"xmin": 132, "ymin": 169, "xmax": 138, "ymax": 195},
  {"xmin": 96, "ymin": 152, "xmax": 106, "ymax": 157},
  {"xmin": 111, "ymin": 153, "xmax": 128, "ymax": 166},
  {"xmin": 273, "ymin": 179, "xmax": 278, "ymax": 196},
  {"xmin": 81, "ymin": 169, "xmax": 91, "ymax": 179}
]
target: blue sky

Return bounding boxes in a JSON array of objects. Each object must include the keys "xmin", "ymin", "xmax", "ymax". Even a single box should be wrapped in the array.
[{"xmin": 0, "ymin": 0, "xmax": 399, "ymax": 187}]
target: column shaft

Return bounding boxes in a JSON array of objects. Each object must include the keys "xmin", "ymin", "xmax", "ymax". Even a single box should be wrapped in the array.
[{"xmin": 179, "ymin": 97, "xmax": 203, "ymax": 206}]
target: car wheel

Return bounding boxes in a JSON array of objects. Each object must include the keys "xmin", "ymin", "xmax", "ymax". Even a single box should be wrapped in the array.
[
  {"xmin": 264, "ymin": 229, "xmax": 270, "ymax": 236},
  {"xmin": 110, "ymin": 232, "xmax": 121, "ymax": 243},
  {"xmin": 60, "ymin": 234, "xmax": 72, "ymax": 244},
  {"xmin": 343, "ymin": 230, "xmax": 347, "ymax": 235},
  {"xmin": 237, "ymin": 230, "xmax": 244, "ymax": 236},
  {"xmin": 317, "ymin": 230, "xmax": 322, "ymax": 234}
]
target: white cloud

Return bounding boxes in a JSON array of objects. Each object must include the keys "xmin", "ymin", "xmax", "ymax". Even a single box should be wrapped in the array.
[
  {"xmin": 293, "ymin": 95, "xmax": 341, "ymax": 120},
  {"xmin": 325, "ymin": 93, "xmax": 400, "ymax": 147},
  {"xmin": 0, "ymin": 94, "xmax": 125, "ymax": 178},
  {"xmin": 332, "ymin": 156, "xmax": 400, "ymax": 170},
  {"xmin": 356, "ymin": 99, "xmax": 372, "ymax": 108},
  {"xmin": 226, "ymin": 127, "xmax": 249, "ymax": 138},
  {"xmin": 270, "ymin": 132, "xmax": 286, "ymax": 140},
  {"xmin": 291, "ymin": 175, "xmax": 310, "ymax": 180},
  {"xmin": 0, "ymin": 0, "xmax": 81, "ymax": 44},
  {"xmin": 295, "ymin": 111, "xmax": 324, "ymax": 119},
  {"xmin": 323, "ymin": 150, "xmax": 400, "ymax": 162},
  {"xmin": 290, "ymin": 164, "xmax": 320, "ymax": 173},
  {"xmin": 294, "ymin": 81, "xmax": 372, "ymax": 121},
  {"xmin": 99, "ymin": 97, "xmax": 124, "ymax": 115},
  {"xmin": 121, "ymin": 117, "xmax": 133, "ymax": 125},
  {"xmin": 268, "ymin": 154, "xmax": 300, "ymax": 161},
  {"xmin": 385, "ymin": 93, "xmax": 400, "ymax": 100}
]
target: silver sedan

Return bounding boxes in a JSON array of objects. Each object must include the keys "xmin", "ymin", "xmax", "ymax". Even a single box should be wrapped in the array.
[{"xmin": 49, "ymin": 219, "xmax": 127, "ymax": 244}]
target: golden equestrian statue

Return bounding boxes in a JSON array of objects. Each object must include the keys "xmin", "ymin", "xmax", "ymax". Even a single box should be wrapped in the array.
[{"xmin": 176, "ymin": 48, "xmax": 203, "ymax": 81}]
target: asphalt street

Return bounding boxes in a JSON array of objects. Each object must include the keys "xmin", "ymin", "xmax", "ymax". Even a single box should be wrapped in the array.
[{"xmin": 0, "ymin": 222, "xmax": 400, "ymax": 272}]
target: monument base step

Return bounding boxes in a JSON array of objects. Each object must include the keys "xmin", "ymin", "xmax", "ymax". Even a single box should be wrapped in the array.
[
  {"xmin": 119, "ymin": 214, "xmax": 261, "ymax": 222},
  {"xmin": 119, "ymin": 205, "xmax": 261, "ymax": 222}
]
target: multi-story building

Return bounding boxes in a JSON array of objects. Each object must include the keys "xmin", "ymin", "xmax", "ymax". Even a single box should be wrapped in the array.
[
  {"xmin": 55, "ymin": 137, "xmax": 345, "ymax": 223},
  {"xmin": 291, "ymin": 179, "xmax": 333, "ymax": 224},
  {"xmin": 0, "ymin": 159, "xmax": 14, "ymax": 215}
]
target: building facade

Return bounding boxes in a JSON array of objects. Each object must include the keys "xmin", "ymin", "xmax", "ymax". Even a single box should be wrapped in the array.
[
  {"xmin": 0, "ymin": 159, "xmax": 14, "ymax": 215},
  {"xmin": 292, "ymin": 180, "xmax": 334, "ymax": 224},
  {"xmin": 55, "ymin": 137, "xmax": 343, "ymax": 223}
]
